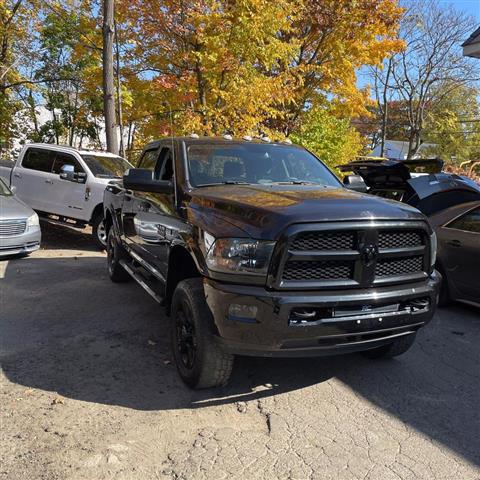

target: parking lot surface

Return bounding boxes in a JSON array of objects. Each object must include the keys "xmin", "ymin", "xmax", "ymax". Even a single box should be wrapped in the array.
[{"xmin": 1, "ymin": 223, "xmax": 479, "ymax": 480}]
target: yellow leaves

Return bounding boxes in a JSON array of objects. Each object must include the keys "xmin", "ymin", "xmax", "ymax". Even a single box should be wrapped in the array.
[
  {"xmin": 117, "ymin": 0, "xmax": 404, "ymax": 141},
  {"xmin": 291, "ymin": 107, "xmax": 365, "ymax": 173}
]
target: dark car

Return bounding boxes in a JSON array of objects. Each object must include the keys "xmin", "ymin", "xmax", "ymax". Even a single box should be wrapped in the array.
[
  {"xmin": 429, "ymin": 201, "xmax": 480, "ymax": 307},
  {"xmin": 339, "ymin": 158, "xmax": 480, "ymax": 216},
  {"xmin": 104, "ymin": 137, "xmax": 440, "ymax": 389}
]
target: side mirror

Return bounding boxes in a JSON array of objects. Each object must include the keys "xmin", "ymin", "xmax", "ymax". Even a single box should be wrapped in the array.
[
  {"xmin": 60, "ymin": 164, "xmax": 87, "ymax": 184},
  {"xmin": 343, "ymin": 174, "xmax": 368, "ymax": 193},
  {"xmin": 10, "ymin": 185, "xmax": 17, "ymax": 194},
  {"xmin": 123, "ymin": 168, "xmax": 173, "ymax": 194}
]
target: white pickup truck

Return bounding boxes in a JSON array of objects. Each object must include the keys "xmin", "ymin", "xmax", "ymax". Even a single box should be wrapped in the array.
[{"xmin": 0, "ymin": 143, "xmax": 133, "ymax": 248}]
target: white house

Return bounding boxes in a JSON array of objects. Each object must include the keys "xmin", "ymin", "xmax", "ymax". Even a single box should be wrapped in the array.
[
  {"xmin": 370, "ymin": 140, "xmax": 437, "ymax": 160},
  {"xmin": 463, "ymin": 27, "xmax": 480, "ymax": 59}
]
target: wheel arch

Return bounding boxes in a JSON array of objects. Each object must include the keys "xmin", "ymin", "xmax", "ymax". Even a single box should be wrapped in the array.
[
  {"xmin": 166, "ymin": 245, "xmax": 202, "ymax": 313},
  {"xmin": 89, "ymin": 203, "xmax": 104, "ymax": 225},
  {"xmin": 104, "ymin": 208, "xmax": 114, "ymax": 236}
]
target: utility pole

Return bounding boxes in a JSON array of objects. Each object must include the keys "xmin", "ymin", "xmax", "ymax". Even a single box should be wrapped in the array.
[
  {"xmin": 102, "ymin": 0, "xmax": 118, "ymax": 154},
  {"xmin": 114, "ymin": 20, "xmax": 124, "ymax": 158}
]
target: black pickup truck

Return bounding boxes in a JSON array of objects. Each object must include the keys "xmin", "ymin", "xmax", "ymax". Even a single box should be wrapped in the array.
[{"xmin": 104, "ymin": 136, "xmax": 440, "ymax": 388}]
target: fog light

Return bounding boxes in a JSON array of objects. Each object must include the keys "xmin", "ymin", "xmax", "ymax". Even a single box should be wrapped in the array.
[{"xmin": 228, "ymin": 304, "xmax": 258, "ymax": 323}]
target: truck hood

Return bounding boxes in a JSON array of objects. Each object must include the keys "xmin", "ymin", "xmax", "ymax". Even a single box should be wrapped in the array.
[
  {"xmin": 188, "ymin": 184, "xmax": 424, "ymax": 239},
  {"xmin": 0, "ymin": 194, "xmax": 35, "ymax": 220}
]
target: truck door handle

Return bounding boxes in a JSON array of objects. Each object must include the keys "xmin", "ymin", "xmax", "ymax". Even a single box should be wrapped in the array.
[
  {"xmin": 14, "ymin": 172, "xmax": 22, "ymax": 178},
  {"xmin": 447, "ymin": 239, "xmax": 462, "ymax": 248},
  {"xmin": 45, "ymin": 179, "xmax": 54, "ymax": 184}
]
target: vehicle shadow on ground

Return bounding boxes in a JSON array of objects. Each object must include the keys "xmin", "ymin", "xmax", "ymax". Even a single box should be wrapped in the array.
[
  {"xmin": 1, "ymin": 255, "xmax": 479, "ymax": 466},
  {"xmin": 39, "ymin": 221, "xmax": 100, "ymax": 252}
]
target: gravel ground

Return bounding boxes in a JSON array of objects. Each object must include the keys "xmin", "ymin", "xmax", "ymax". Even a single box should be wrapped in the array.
[{"xmin": 1, "ymin": 223, "xmax": 479, "ymax": 480}]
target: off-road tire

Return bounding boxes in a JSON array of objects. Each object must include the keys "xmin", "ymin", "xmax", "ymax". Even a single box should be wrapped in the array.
[
  {"xmin": 92, "ymin": 211, "xmax": 107, "ymax": 250},
  {"xmin": 363, "ymin": 333, "xmax": 417, "ymax": 359},
  {"xmin": 107, "ymin": 229, "xmax": 131, "ymax": 283},
  {"xmin": 171, "ymin": 278, "xmax": 234, "ymax": 389}
]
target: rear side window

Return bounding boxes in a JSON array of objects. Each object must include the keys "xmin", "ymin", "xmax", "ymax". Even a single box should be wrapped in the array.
[
  {"xmin": 52, "ymin": 153, "xmax": 84, "ymax": 174},
  {"xmin": 22, "ymin": 148, "xmax": 55, "ymax": 173},
  {"xmin": 138, "ymin": 149, "xmax": 158, "ymax": 170},
  {"xmin": 448, "ymin": 207, "xmax": 480, "ymax": 233}
]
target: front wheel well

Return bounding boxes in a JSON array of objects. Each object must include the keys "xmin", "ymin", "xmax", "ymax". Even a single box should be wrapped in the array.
[
  {"xmin": 166, "ymin": 246, "xmax": 201, "ymax": 312},
  {"xmin": 89, "ymin": 203, "xmax": 104, "ymax": 225},
  {"xmin": 104, "ymin": 209, "xmax": 113, "ymax": 236}
]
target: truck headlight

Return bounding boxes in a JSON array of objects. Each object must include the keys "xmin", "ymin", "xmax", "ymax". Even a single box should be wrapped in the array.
[
  {"xmin": 430, "ymin": 231, "xmax": 437, "ymax": 267},
  {"xmin": 27, "ymin": 212, "xmax": 40, "ymax": 230},
  {"xmin": 204, "ymin": 234, "xmax": 275, "ymax": 276}
]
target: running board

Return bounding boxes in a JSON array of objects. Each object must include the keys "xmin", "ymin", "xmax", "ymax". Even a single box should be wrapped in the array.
[
  {"xmin": 119, "ymin": 259, "xmax": 164, "ymax": 304},
  {"xmin": 39, "ymin": 216, "xmax": 86, "ymax": 229}
]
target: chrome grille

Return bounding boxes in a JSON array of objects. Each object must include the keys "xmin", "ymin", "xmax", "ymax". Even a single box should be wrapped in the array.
[
  {"xmin": 0, "ymin": 219, "xmax": 27, "ymax": 236},
  {"xmin": 375, "ymin": 256, "xmax": 424, "ymax": 277},
  {"xmin": 274, "ymin": 222, "xmax": 429, "ymax": 290},
  {"xmin": 291, "ymin": 232, "xmax": 354, "ymax": 251}
]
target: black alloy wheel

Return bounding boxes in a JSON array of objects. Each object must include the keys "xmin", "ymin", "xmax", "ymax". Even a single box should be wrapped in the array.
[{"xmin": 175, "ymin": 299, "xmax": 198, "ymax": 370}]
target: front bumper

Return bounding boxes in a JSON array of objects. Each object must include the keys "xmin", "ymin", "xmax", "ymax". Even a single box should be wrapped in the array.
[
  {"xmin": 204, "ymin": 272, "xmax": 440, "ymax": 357},
  {"xmin": 0, "ymin": 228, "xmax": 41, "ymax": 258}
]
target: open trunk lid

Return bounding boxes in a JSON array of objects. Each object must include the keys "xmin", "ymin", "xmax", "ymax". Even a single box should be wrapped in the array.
[{"xmin": 339, "ymin": 158, "xmax": 480, "ymax": 215}]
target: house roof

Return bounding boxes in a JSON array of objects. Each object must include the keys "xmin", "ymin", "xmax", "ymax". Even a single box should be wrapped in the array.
[{"xmin": 462, "ymin": 26, "xmax": 480, "ymax": 47}]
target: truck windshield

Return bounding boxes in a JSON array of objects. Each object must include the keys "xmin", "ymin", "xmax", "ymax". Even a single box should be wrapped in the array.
[
  {"xmin": 81, "ymin": 154, "xmax": 131, "ymax": 178},
  {"xmin": 187, "ymin": 143, "xmax": 341, "ymax": 188},
  {"xmin": 0, "ymin": 178, "xmax": 13, "ymax": 196}
]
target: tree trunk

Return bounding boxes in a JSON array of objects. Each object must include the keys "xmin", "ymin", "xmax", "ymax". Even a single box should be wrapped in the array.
[{"xmin": 102, "ymin": 0, "xmax": 118, "ymax": 154}]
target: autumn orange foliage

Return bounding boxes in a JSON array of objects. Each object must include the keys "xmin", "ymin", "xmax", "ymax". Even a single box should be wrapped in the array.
[{"xmin": 115, "ymin": 0, "xmax": 404, "ymax": 145}]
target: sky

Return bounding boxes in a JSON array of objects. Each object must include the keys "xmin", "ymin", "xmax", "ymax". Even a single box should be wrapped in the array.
[
  {"xmin": 357, "ymin": 0, "xmax": 480, "ymax": 90},
  {"xmin": 439, "ymin": 0, "xmax": 480, "ymax": 21}
]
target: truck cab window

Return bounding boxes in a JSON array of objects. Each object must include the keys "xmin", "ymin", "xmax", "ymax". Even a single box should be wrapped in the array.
[
  {"xmin": 139, "ymin": 149, "xmax": 158, "ymax": 171},
  {"xmin": 52, "ymin": 153, "xmax": 84, "ymax": 174},
  {"xmin": 22, "ymin": 148, "xmax": 55, "ymax": 173},
  {"xmin": 155, "ymin": 147, "xmax": 173, "ymax": 181}
]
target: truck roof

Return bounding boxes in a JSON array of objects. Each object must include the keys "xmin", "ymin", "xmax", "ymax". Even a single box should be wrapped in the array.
[
  {"xmin": 143, "ymin": 136, "xmax": 299, "ymax": 150},
  {"xmin": 22, "ymin": 143, "xmax": 122, "ymax": 157}
]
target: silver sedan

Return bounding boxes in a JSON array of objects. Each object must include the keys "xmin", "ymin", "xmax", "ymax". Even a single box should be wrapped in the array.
[{"xmin": 0, "ymin": 178, "xmax": 41, "ymax": 258}]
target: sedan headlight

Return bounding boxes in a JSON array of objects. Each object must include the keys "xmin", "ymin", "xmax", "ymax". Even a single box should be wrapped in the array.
[
  {"xmin": 204, "ymin": 234, "xmax": 275, "ymax": 276},
  {"xmin": 430, "ymin": 231, "xmax": 437, "ymax": 267},
  {"xmin": 27, "ymin": 212, "xmax": 40, "ymax": 230}
]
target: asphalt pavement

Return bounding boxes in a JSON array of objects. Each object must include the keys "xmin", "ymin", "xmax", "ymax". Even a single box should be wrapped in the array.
[{"xmin": 0, "ymin": 223, "xmax": 479, "ymax": 480}]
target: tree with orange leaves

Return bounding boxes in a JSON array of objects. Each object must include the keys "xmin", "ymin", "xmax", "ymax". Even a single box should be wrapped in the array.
[{"xmin": 117, "ymin": 0, "xmax": 404, "ymax": 142}]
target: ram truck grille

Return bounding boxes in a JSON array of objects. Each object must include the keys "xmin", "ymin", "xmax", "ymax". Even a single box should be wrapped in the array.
[
  {"xmin": 0, "ymin": 219, "xmax": 27, "ymax": 236},
  {"xmin": 271, "ymin": 222, "xmax": 430, "ymax": 290},
  {"xmin": 375, "ymin": 256, "xmax": 424, "ymax": 277}
]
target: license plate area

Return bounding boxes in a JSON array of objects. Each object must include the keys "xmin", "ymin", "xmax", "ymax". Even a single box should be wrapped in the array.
[{"xmin": 289, "ymin": 297, "xmax": 430, "ymax": 327}]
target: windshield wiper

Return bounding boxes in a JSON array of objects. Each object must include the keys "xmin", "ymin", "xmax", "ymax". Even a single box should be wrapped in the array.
[
  {"xmin": 197, "ymin": 181, "xmax": 251, "ymax": 187},
  {"xmin": 268, "ymin": 180, "xmax": 319, "ymax": 185}
]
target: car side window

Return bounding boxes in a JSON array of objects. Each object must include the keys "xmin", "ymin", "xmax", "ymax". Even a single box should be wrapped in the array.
[
  {"xmin": 51, "ymin": 153, "xmax": 84, "ymax": 174},
  {"xmin": 155, "ymin": 147, "xmax": 173, "ymax": 181},
  {"xmin": 138, "ymin": 149, "xmax": 158, "ymax": 170},
  {"xmin": 447, "ymin": 207, "xmax": 480, "ymax": 233},
  {"xmin": 22, "ymin": 148, "xmax": 55, "ymax": 173}
]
